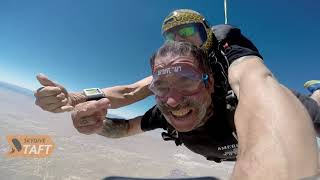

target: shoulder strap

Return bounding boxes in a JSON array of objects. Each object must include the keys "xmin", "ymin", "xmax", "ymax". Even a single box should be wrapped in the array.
[{"xmin": 161, "ymin": 124, "xmax": 182, "ymax": 146}]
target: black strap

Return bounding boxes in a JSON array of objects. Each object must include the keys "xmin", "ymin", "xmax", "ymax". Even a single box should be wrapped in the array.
[{"xmin": 161, "ymin": 124, "xmax": 182, "ymax": 146}]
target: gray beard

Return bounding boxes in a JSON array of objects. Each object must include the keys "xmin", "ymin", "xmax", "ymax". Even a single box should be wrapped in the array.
[
  {"xmin": 194, "ymin": 102, "xmax": 214, "ymax": 129},
  {"xmin": 157, "ymin": 97, "xmax": 214, "ymax": 130}
]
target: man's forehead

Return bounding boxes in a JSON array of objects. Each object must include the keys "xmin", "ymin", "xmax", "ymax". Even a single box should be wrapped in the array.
[{"xmin": 154, "ymin": 55, "xmax": 198, "ymax": 69}]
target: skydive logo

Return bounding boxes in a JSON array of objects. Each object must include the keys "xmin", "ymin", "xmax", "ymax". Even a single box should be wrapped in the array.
[
  {"xmin": 6, "ymin": 135, "xmax": 55, "ymax": 158},
  {"xmin": 157, "ymin": 66, "xmax": 182, "ymax": 76}
]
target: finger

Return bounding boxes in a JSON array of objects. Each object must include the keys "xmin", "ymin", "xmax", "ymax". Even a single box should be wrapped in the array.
[
  {"xmin": 72, "ymin": 113, "xmax": 102, "ymax": 128},
  {"xmin": 57, "ymin": 93, "xmax": 66, "ymax": 99},
  {"xmin": 61, "ymin": 105, "xmax": 74, "ymax": 111},
  {"xmin": 52, "ymin": 105, "xmax": 74, "ymax": 113},
  {"xmin": 35, "ymin": 86, "xmax": 62, "ymax": 97},
  {"xmin": 79, "ymin": 117, "xmax": 99, "ymax": 127},
  {"xmin": 44, "ymin": 101, "xmax": 69, "ymax": 112},
  {"xmin": 36, "ymin": 97, "xmax": 68, "ymax": 111},
  {"xmin": 77, "ymin": 114, "xmax": 102, "ymax": 127},
  {"xmin": 36, "ymin": 73, "xmax": 59, "ymax": 87},
  {"xmin": 74, "ymin": 100, "xmax": 108, "ymax": 119},
  {"xmin": 36, "ymin": 93, "xmax": 66, "ymax": 105},
  {"xmin": 73, "ymin": 116, "xmax": 97, "ymax": 129},
  {"xmin": 75, "ymin": 98, "xmax": 110, "ymax": 111}
]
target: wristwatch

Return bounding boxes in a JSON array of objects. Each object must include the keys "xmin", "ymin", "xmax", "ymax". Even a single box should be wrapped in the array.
[{"xmin": 83, "ymin": 88, "xmax": 105, "ymax": 101}]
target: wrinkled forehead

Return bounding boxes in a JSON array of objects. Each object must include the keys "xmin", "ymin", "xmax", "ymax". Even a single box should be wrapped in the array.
[{"xmin": 153, "ymin": 55, "xmax": 200, "ymax": 72}]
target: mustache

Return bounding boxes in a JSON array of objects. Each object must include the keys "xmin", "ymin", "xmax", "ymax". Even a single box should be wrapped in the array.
[{"xmin": 157, "ymin": 98, "xmax": 199, "ymax": 113}]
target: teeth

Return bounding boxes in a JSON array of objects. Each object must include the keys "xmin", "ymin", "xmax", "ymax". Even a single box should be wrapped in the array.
[{"xmin": 171, "ymin": 108, "xmax": 191, "ymax": 117}]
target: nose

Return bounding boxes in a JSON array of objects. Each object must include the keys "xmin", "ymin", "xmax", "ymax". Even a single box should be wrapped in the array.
[{"xmin": 166, "ymin": 90, "xmax": 183, "ymax": 108}]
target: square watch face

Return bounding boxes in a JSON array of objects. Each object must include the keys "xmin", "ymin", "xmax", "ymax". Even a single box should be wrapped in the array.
[{"xmin": 85, "ymin": 88, "xmax": 101, "ymax": 95}]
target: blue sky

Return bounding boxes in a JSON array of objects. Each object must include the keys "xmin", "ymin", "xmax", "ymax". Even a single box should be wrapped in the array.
[{"xmin": 0, "ymin": 0, "xmax": 319, "ymax": 117}]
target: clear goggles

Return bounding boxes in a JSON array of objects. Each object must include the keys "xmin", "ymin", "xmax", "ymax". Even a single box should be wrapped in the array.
[{"xmin": 149, "ymin": 62, "xmax": 208, "ymax": 98}]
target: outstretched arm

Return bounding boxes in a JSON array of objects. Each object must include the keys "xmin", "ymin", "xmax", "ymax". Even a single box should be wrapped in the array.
[
  {"xmin": 228, "ymin": 56, "xmax": 319, "ymax": 179},
  {"xmin": 100, "ymin": 76, "xmax": 153, "ymax": 109},
  {"xmin": 70, "ymin": 76, "xmax": 153, "ymax": 109},
  {"xmin": 35, "ymin": 74, "xmax": 153, "ymax": 113}
]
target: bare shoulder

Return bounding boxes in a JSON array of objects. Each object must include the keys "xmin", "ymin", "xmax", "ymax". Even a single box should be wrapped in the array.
[
  {"xmin": 228, "ymin": 55, "xmax": 270, "ymax": 97},
  {"xmin": 229, "ymin": 55, "xmax": 264, "ymax": 71}
]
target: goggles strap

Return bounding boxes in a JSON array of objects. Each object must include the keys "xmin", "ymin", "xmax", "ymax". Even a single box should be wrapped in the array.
[{"xmin": 202, "ymin": 74, "xmax": 209, "ymax": 87}]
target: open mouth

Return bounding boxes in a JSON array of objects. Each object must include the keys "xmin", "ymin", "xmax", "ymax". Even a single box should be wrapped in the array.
[{"xmin": 170, "ymin": 108, "xmax": 193, "ymax": 118}]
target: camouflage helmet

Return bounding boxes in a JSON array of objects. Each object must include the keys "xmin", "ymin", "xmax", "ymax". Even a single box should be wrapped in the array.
[{"xmin": 162, "ymin": 9, "xmax": 215, "ymax": 52}]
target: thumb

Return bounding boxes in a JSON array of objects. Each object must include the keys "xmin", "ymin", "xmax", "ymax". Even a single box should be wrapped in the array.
[{"xmin": 36, "ymin": 73, "xmax": 59, "ymax": 87}]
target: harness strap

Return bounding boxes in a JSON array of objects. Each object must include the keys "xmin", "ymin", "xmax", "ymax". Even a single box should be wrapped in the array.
[{"xmin": 161, "ymin": 130, "xmax": 182, "ymax": 146}]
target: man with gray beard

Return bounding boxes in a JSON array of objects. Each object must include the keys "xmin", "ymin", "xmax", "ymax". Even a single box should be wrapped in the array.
[{"xmin": 71, "ymin": 41, "xmax": 319, "ymax": 180}]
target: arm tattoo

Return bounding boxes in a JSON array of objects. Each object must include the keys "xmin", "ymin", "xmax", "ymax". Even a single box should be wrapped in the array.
[{"xmin": 98, "ymin": 118, "xmax": 130, "ymax": 138}]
